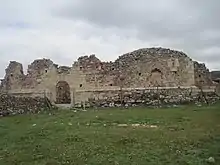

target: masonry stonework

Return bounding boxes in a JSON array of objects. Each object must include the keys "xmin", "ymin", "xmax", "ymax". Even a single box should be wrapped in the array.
[
  {"xmin": 0, "ymin": 94, "xmax": 52, "ymax": 116},
  {"xmin": 0, "ymin": 47, "xmax": 216, "ymax": 107}
]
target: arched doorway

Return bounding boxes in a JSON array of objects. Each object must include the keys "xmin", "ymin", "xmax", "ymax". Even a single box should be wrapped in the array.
[
  {"xmin": 149, "ymin": 68, "xmax": 163, "ymax": 87},
  {"xmin": 56, "ymin": 81, "xmax": 71, "ymax": 104}
]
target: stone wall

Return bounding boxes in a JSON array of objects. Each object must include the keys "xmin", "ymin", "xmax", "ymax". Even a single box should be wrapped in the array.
[
  {"xmin": 216, "ymin": 83, "xmax": 220, "ymax": 95},
  {"xmin": 74, "ymin": 87, "xmax": 219, "ymax": 108},
  {"xmin": 194, "ymin": 61, "xmax": 213, "ymax": 87},
  {"xmin": 0, "ymin": 94, "xmax": 53, "ymax": 116},
  {"xmin": 0, "ymin": 47, "xmax": 215, "ymax": 105},
  {"xmin": 77, "ymin": 48, "xmax": 196, "ymax": 88},
  {"xmin": 113, "ymin": 48, "xmax": 195, "ymax": 87},
  {"xmin": 1, "ymin": 61, "xmax": 25, "ymax": 91},
  {"xmin": 0, "ymin": 58, "xmax": 87, "ymax": 103}
]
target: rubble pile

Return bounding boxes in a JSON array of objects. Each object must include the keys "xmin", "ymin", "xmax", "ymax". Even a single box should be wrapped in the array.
[
  {"xmin": 78, "ymin": 88, "xmax": 220, "ymax": 108},
  {"xmin": 0, "ymin": 94, "xmax": 52, "ymax": 117}
]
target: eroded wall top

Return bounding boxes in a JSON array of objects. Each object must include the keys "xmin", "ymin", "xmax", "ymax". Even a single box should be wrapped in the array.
[
  {"xmin": 0, "ymin": 47, "xmax": 214, "ymax": 93},
  {"xmin": 1, "ymin": 61, "xmax": 25, "ymax": 91},
  {"xmin": 194, "ymin": 61, "xmax": 213, "ymax": 86},
  {"xmin": 79, "ymin": 47, "xmax": 196, "ymax": 88}
]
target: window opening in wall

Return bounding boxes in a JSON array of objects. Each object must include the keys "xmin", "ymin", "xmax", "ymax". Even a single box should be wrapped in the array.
[
  {"xmin": 45, "ymin": 70, "xmax": 48, "ymax": 73},
  {"xmin": 80, "ymin": 66, "xmax": 83, "ymax": 70},
  {"xmin": 10, "ymin": 73, "xmax": 13, "ymax": 77},
  {"xmin": 112, "ymin": 68, "xmax": 115, "ymax": 70},
  {"xmin": 139, "ymin": 73, "xmax": 142, "ymax": 76},
  {"xmin": 79, "ymin": 84, "xmax": 83, "ymax": 87},
  {"xmin": 110, "ymin": 83, "xmax": 113, "ymax": 86},
  {"xmin": 199, "ymin": 75, "xmax": 201, "ymax": 78}
]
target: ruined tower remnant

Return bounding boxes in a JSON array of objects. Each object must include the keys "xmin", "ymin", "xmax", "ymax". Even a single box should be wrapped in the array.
[
  {"xmin": 1, "ymin": 61, "xmax": 25, "ymax": 91},
  {"xmin": 0, "ymin": 47, "xmax": 215, "ymax": 106}
]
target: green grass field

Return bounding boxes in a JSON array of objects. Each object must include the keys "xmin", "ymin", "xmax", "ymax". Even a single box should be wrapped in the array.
[{"xmin": 0, "ymin": 105, "xmax": 220, "ymax": 165}]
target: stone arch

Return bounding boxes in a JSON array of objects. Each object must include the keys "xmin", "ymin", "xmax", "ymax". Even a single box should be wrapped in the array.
[
  {"xmin": 56, "ymin": 81, "xmax": 71, "ymax": 104},
  {"xmin": 149, "ymin": 68, "xmax": 163, "ymax": 87}
]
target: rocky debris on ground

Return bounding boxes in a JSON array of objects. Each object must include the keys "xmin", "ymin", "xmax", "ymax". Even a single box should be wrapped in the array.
[
  {"xmin": 206, "ymin": 157, "xmax": 215, "ymax": 164},
  {"xmin": 0, "ymin": 94, "xmax": 53, "ymax": 117},
  {"xmin": 75, "ymin": 88, "xmax": 220, "ymax": 108},
  {"xmin": 118, "ymin": 124, "xmax": 128, "ymax": 127},
  {"xmin": 118, "ymin": 123, "xmax": 158, "ymax": 128}
]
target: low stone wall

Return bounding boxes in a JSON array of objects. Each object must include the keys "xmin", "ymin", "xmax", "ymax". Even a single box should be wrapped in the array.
[
  {"xmin": 0, "ymin": 94, "xmax": 53, "ymax": 117},
  {"xmin": 75, "ymin": 87, "xmax": 219, "ymax": 108},
  {"xmin": 2, "ymin": 87, "xmax": 218, "ymax": 110}
]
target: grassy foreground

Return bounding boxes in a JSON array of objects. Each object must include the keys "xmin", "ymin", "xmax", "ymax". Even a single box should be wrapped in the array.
[{"xmin": 0, "ymin": 105, "xmax": 220, "ymax": 165}]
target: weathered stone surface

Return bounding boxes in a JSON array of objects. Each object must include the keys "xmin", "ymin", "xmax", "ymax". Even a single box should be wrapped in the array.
[
  {"xmin": 0, "ymin": 94, "xmax": 53, "ymax": 116},
  {"xmin": 75, "ymin": 87, "xmax": 219, "ymax": 108},
  {"xmin": 1, "ymin": 61, "xmax": 25, "ymax": 91},
  {"xmin": 0, "ymin": 47, "xmax": 217, "ymax": 106},
  {"xmin": 194, "ymin": 61, "xmax": 213, "ymax": 86}
]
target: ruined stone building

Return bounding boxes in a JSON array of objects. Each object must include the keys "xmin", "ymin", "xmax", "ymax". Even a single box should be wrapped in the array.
[{"xmin": 0, "ymin": 47, "xmax": 215, "ymax": 107}]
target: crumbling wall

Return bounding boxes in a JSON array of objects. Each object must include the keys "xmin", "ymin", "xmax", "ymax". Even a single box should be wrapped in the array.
[
  {"xmin": 22, "ymin": 59, "xmax": 54, "ymax": 88},
  {"xmin": 83, "ymin": 61, "xmax": 119, "ymax": 88},
  {"xmin": 72, "ymin": 55, "xmax": 119, "ymax": 88},
  {"xmin": 113, "ymin": 48, "xmax": 195, "ymax": 87},
  {"xmin": 216, "ymin": 84, "xmax": 220, "ymax": 95},
  {"xmin": 0, "ymin": 94, "xmax": 52, "ymax": 116},
  {"xmin": 0, "ymin": 80, "xmax": 3, "ymax": 91},
  {"xmin": 77, "ymin": 48, "xmax": 195, "ymax": 88},
  {"xmin": 76, "ymin": 54, "xmax": 102, "ymax": 72},
  {"xmin": 194, "ymin": 61, "xmax": 213, "ymax": 87},
  {"xmin": 0, "ymin": 47, "xmax": 215, "ymax": 104},
  {"xmin": 0, "ymin": 48, "xmax": 201, "ymax": 94},
  {"xmin": 74, "ymin": 87, "xmax": 219, "ymax": 108},
  {"xmin": 1, "ymin": 61, "xmax": 25, "ymax": 91},
  {"xmin": 57, "ymin": 66, "xmax": 71, "ymax": 74},
  {"xmin": 0, "ymin": 59, "xmax": 56, "ymax": 91},
  {"xmin": 0, "ymin": 58, "xmax": 87, "ymax": 103},
  {"xmin": 112, "ymin": 48, "xmax": 193, "ymax": 87}
]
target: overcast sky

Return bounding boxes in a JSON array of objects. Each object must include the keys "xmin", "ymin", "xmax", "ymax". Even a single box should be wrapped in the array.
[{"xmin": 0, "ymin": 0, "xmax": 219, "ymax": 78}]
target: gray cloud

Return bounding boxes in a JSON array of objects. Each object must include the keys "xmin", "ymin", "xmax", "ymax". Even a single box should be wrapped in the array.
[
  {"xmin": 57, "ymin": 0, "xmax": 220, "ymax": 65},
  {"xmin": 58, "ymin": 0, "xmax": 220, "ymax": 31},
  {"xmin": 0, "ymin": 0, "xmax": 220, "ymax": 78}
]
